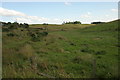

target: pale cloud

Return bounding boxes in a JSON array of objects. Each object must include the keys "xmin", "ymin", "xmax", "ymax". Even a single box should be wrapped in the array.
[
  {"xmin": 0, "ymin": 7, "xmax": 26, "ymax": 17},
  {"xmin": 105, "ymin": 15, "xmax": 109, "ymax": 17},
  {"xmin": 0, "ymin": 7, "xmax": 63, "ymax": 24},
  {"xmin": 87, "ymin": 12, "xmax": 91, "ymax": 15},
  {"xmin": 0, "ymin": 7, "xmax": 118, "ymax": 24},
  {"xmin": 111, "ymin": 9, "xmax": 118, "ymax": 12},
  {"xmin": 90, "ymin": 14, "xmax": 118, "ymax": 23},
  {"xmin": 79, "ymin": 11, "xmax": 117, "ymax": 24},
  {"xmin": 14, "ymin": 17, "xmax": 32, "ymax": 23},
  {"xmin": 80, "ymin": 12, "xmax": 92, "ymax": 18},
  {"xmin": 64, "ymin": 2, "xmax": 71, "ymax": 6}
]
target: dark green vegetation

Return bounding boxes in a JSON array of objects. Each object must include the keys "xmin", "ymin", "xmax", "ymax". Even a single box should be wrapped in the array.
[
  {"xmin": 2, "ymin": 22, "xmax": 29, "ymax": 30},
  {"xmin": 91, "ymin": 22, "xmax": 105, "ymax": 24},
  {"xmin": 62, "ymin": 21, "xmax": 81, "ymax": 24},
  {"xmin": 2, "ymin": 20, "xmax": 119, "ymax": 78}
]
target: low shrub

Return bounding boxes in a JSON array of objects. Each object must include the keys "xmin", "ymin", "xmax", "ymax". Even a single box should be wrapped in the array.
[
  {"xmin": 36, "ymin": 32, "xmax": 48, "ymax": 37},
  {"xmin": 73, "ymin": 56, "xmax": 82, "ymax": 64},
  {"xmin": 31, "ymin": 37, "xmax": 40, "ymax": 42},
  {"xmin": 95, "ymin": 50, "xmax": 106, "ymax": 55},
  {"xmin": 30, "ymin": 31, "xmax": 48, "ymax": 42},
  {"xmin": 7, "ymin": 33, "xmax": 15, "ymax": 37},
  {"xmin": 70, "ymin": 42, "xmax": 76, "ymax": 46},
  {"xmin": 2, "ymin": 28, "xmax": 9, "ymax": 32},
  {"xmin": 81, "ymin": 48, "xmax": 95, "ymax": 53}
]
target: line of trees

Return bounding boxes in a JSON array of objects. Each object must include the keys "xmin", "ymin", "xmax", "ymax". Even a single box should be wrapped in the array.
[
  {"xmin": 91, "ymin": 22, "xmax": 105, "ymax": 24},
  {"xmin": 1, "ymin": 21, "xmax": 107, "ymax": 28},
  {"xmin": 62, "ymin": 21, "xmax": 81, "ymax": 24}
]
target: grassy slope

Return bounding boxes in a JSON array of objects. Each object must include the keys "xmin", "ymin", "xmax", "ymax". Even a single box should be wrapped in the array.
[
  {"xmin": 29, "ymin": 24, "xmax": 95, "ymax": 31},
  {"xmin": 3, "ymin": 20, "xmax": 119, "ymax": 78}
]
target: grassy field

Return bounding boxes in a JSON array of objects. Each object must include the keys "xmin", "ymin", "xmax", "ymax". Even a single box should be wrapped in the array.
[{"xmin": 2, "ymin": 20, "xmax": 119, "ymax": 78}]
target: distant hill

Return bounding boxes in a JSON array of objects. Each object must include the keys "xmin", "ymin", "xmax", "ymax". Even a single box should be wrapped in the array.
[{"xmin": 80, "ymin": 19, "xmax": 119, "ymax": 32}]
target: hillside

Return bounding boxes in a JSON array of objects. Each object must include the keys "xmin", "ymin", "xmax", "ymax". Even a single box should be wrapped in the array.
[
  {"xmin": 80, "ymin": 20, "xmax": 119, "ymax": 32},
  {"xmin": 2, "ymin": 20, "xmax": 119, "ymax": 78}
]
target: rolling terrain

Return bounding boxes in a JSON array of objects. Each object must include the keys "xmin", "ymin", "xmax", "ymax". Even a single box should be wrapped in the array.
[{"xmin": 2, "ymin": 20, "xmax": 119, "ymax": 78}]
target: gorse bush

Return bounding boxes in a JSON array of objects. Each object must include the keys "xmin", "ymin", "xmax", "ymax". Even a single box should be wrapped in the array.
[
  {"xmin": 80, "ymin": 48, "xmax": 95, "ymax": 54},
  {"xmin": 2, "ymin": 28, "xmax": 9, "ymax": 32},
  {"xmin": 30, "ymin": 31, "xmax": 48, "ymax": 42},
  {"xmin": 7, "ymin": 33, "xmax": 16, "ymax": 37},
  {"xmin": 23, "ymin": 23, "xmax": 29, "ymax": 28},
  {"xmin": 95, "ymin": 50, "xmax": 106, "ymax": 55},
  {"xmin": 40, "ymin": 32, "xmax": 48, "ymax": 36},
  {"xmin": 2, "ymin": 22, "xmax": 29, "ymax": 30}
]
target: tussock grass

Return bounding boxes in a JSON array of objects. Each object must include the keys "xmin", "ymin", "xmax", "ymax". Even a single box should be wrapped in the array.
[{"xmin": 19, "ymin": 44, "xmax": 35, "ymax": 59}]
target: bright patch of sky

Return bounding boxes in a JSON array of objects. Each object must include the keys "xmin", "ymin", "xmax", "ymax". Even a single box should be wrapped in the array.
[{"xmin": 0, "ymin": 2, "xmax": 118, "ymax": 24}]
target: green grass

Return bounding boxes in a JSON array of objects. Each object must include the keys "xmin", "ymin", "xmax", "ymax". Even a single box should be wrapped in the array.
[{"xmin": 2, "ymin": 20, "xmax": 119, "ymax": 78}]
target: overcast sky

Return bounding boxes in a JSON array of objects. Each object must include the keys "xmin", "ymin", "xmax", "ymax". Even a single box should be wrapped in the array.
[{"xmin": 0, "ymin": 2, "xmax": 118, "ymax": 24}]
